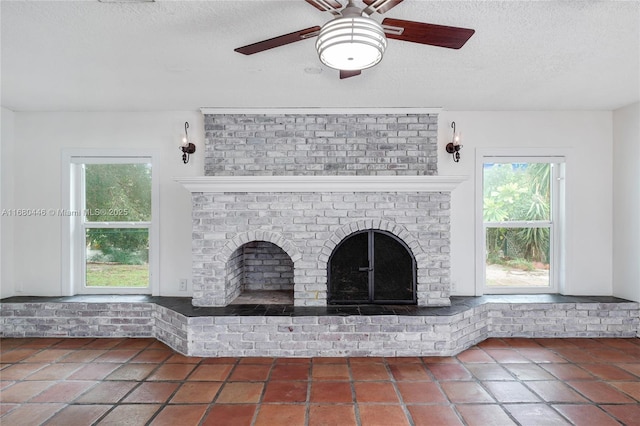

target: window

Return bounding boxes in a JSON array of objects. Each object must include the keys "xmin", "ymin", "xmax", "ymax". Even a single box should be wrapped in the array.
[
  {"xmin": 476, "ymin": 151, "xmax": 565, "ymax": 294},
  {"xmin": 62, "ymin": 151, "xmax": 158, "ymax": 295}
]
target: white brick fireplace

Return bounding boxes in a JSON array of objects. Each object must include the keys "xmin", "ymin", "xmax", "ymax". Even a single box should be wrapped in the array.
[
  {"xmin": 176, "ymin": 175, "xmax": 466, "ymax": 307},
  {"xmin": 176, "ymin": 110, "xmax": 470, "ymax": 308}
]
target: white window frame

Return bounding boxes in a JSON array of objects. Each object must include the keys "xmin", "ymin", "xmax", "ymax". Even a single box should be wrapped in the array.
[
  {"xmin": 61, "ymin": 149, "xmax": 159, "ymax": 296},
  {"xmin": 475, "ymin": 148, "xmax": 566, "ymax": 295}
]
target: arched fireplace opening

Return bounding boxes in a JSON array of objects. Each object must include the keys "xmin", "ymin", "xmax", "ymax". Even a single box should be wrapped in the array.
[
  {"xmin": 226, "ymin": 241, "xmax": 294, "ymax": 304},
  {"xmin": 328, "ymin": 230, "xmax": 417, "ymax": 305}
]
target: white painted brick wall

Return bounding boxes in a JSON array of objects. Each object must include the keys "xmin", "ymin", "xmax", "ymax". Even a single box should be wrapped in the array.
[{"xmin": 204, "ymin": 114, "xmax": 438, "ymax": 177}]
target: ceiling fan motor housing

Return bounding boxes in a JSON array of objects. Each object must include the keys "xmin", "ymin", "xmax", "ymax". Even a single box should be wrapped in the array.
[{"xmin": 316, "ymin": 15, "xmax": 387, "ymax": 71}]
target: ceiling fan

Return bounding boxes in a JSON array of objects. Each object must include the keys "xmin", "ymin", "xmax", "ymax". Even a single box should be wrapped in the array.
[{"xmin": 234, "ymin": 0, "xmax": 475, "ymax": 79}]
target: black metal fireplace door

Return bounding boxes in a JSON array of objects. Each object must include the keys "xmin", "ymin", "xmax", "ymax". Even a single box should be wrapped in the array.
[{"xmin": 328, "ymin": 230, "xmax": 417, "ymax": 304}]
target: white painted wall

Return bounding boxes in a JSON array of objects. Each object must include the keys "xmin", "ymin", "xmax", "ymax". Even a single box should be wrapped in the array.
[
  {"xmin": 438, "ymin": 111, "xmax": 614, "ymax": 297},
  {"xmin": 9, "ymin": 112, "xmax": 203, "ymax": 297},
  {"xmin": 613, "ymin": 102, "xmax": 640, "ymax": 302},
  {"xmin": 1, "ymin": 108, "xmax": 16, "ymax": 298},
  {"xmin": 5, "ymin": 110, "xmax": 617, "ymax": 299}
]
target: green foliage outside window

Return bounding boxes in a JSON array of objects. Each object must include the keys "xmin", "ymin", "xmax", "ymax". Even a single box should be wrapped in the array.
[
  {"xmin": 85, "ymin": 163, "xmax": 151, "ymax": 266},
  {"xmin": 484, "ymin": 163, "xmax": 551, "ymax": 265}
]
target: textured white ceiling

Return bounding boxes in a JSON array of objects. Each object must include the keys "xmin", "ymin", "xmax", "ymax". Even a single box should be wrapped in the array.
[{"xmin": 1, "ymin": 0, "xmax": 638, "ymax": 112}]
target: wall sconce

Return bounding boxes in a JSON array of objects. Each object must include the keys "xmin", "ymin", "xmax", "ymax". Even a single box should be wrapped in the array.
[
  {"xmin": 445, "ymin": 121, "xmax": 462, "ymax": 162},
  {"xmin": 179, "ymin": 122, "xmax": 196, "ymax": 164}
]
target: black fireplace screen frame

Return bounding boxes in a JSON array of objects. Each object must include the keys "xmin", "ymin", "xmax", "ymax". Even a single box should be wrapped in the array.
[{"xmin": 327, "ymin": 229, "xmax": 417, "ymax": 305}]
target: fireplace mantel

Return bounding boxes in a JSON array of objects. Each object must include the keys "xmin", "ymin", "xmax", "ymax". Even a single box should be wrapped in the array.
[{"xmin": 175, "ymin": 175, "xmax": 468, "ymax": 193}]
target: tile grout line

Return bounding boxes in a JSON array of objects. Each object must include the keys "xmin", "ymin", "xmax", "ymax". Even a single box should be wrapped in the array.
[
  {"xmin": 305, "ymin": 359, "xmax": 312, "ymax": 426},
  {"xmin": 346, "ymin": 358, "xmax": 363, "ymax": 426},
  {"xmin": 248, "ymin": 357, "xmax": 274, "ymax": 426},
  {"xmin": 387, "ymin": 357, "xmax": 416, "ymax": 426}
]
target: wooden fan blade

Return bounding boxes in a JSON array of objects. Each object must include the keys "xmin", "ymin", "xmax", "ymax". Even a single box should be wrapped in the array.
[
  {"xmin": 363, "ymin": 0, "xmax": 404, "ymax": 15},
  {"xmin": 340, "ymin": 70, "xmax": 361, "ymax": 79},
  {"xmin": 305, "ymin": 0, "xmax": 342, "ymax": 15},
  {"xmin": 382, "ymin": 18, "xmax": 475, "ymax": 49},
  {"xmin": 234, "ymin": 26, "xmax": 321, "ymax": 55}
]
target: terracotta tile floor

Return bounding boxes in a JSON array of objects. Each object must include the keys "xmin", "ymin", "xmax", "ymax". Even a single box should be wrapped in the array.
[{"xmin": 1, "ymin": 337, "xmax": 639, "ymax": 425}]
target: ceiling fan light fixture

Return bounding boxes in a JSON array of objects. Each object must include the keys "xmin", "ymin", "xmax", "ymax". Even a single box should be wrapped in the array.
[{"xmin": 316, "ymin": 16, "xmax": 387, "ymax": 71}]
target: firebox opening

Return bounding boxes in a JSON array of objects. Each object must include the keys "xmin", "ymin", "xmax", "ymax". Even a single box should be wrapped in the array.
[
  {"xmin": 328, "ymin": 229, "xmax": 417, "ymax": 305},
  {"xmin": 226, "ymin": 241, "xmax": 294, "ymax": 305}
]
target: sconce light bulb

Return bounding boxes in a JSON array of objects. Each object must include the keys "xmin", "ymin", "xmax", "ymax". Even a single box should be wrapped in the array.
[
  {"xmin": 446, "ymin": 122, "xmax": 462, "ymax": 163},
  {"xmin": 182, "ymin": 136, "xmax": 188, "ymax": 145}
]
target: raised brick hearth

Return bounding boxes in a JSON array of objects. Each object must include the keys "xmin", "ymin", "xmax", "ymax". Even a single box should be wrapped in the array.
[{"xmin": 1, "ymin": 295, "xmax": 638, "ymax": 357}]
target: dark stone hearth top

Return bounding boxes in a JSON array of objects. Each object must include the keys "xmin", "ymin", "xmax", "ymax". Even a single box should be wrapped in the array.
[{"xmin": 1, "ymin": 295, "xmax": 635, "ymax": 318}]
